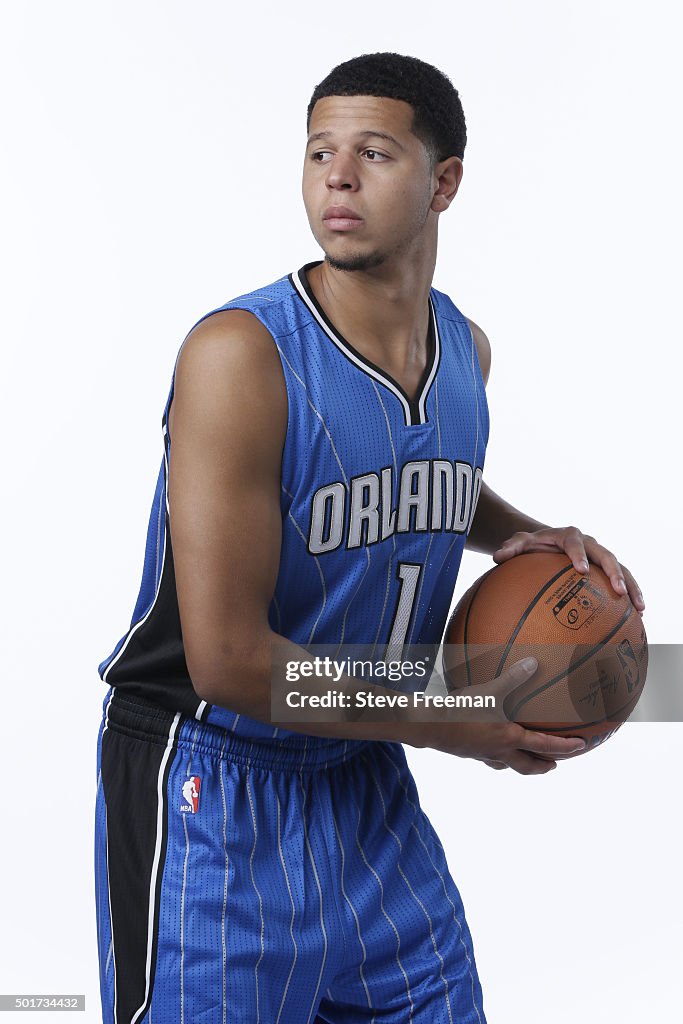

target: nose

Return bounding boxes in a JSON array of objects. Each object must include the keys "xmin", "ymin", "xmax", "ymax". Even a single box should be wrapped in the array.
[{"xmin": 325, "ymin": 151, "xmax": 360, "ymax": 191}]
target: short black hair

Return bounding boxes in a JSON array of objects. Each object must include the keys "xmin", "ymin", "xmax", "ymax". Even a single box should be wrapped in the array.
[{"xmin": 306, "ymin": 52, "xmax": 466, "ymax": 163}]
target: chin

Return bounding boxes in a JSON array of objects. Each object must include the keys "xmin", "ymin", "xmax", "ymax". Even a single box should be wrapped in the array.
[{"xmin": 324, "ymin": 249, "xmax": 386, "ymax": 273}]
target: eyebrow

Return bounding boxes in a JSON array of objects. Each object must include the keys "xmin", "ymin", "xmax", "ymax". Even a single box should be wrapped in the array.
[{"xmin": 306, "ymin": 129, "xmax": 405, "ymax": 150}]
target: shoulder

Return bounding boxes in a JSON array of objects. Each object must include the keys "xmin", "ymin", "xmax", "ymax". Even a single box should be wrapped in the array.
[
  {"xmin": 178, "ymin": 308, "xmax": 281, "ymax": 371},
  {"xmin": 465, "ymin": 317, "xmax": 491, "ymax": 387},
  {"xmin": 170, "ymin": 308, "xmax": 287, "ymax": 442},
  {"xmin": 175, "ymin": 264, "xmax": 300, "ymax": 376}
]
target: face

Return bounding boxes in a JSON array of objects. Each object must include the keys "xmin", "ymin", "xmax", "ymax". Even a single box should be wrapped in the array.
[{"xmin": 302, "ymin": 95, "xmax": 459, "ymax": 272}]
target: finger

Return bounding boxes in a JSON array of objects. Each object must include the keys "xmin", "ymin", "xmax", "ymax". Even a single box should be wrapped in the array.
[
  {"xmin": 492, "ymin": 532, "xmax": 530, "ymax": 563},
  {"xmin": 485, "ymin": 656, "xmax": 538, "ymax": 702},
  {"xmin": 621, "ymin": 564, "xmax": 645, "ymax": 612},
  {"xmin": 506, "ymin": 750, "xmax": 558, "ymax": 775},
  {"xmin": 517, "ymin": 727, "xmax": 586, "ymax": 759},
  {"xmin": 582, "ymin": 538, "xmax": 631, "ymax": 597},
  {"xmin": 560, "ymin": 527, "xmax": 590, "ymax": 574},
  {"xmin": 446, "ymin": 644, "xmax": 516, "ymax": 689}
]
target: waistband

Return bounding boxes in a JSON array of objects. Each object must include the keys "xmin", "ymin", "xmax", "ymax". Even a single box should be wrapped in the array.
[{"xmin": 102, "ymin": 689, "xmax": 371, "ymax": 773}]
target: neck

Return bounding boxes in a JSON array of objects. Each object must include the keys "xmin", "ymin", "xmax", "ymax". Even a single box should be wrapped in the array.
[{"xmin": 306, "ymin": 245, "xmax": 437, "ymax": 359}]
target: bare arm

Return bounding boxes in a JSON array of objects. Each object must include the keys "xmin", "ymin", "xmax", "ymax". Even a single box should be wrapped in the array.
[
  {"xmin": 463, "ymin": 318, "xmax": 547, "ymax": 552},
  {"xmin": 463, "ymin": 317, "xmax": 644, "ymax": 609},
  {"xmin": 167, "ymin": 310, "xmax": 585, "ymax": 769},
  {"xmin": 168, "ymin": 308, "xmax": 285, "ymax": 718},
  {"xmin": 168, "ymin": 309, "xmax": 427, "ymax": 740},
  {"xmin": 466, "ymin": 481, "xmax": 550, "ymax": 555}
]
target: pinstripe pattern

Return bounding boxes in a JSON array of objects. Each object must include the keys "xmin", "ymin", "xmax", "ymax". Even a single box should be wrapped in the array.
[
  {"xmin": 370, "ymin": 381, "xmax": 398, "ymax": 659},
  {"xmin": 377, "ymin": 744, "xmax": 485, "ymax": 1024},
  {"xmin": 362, "ymin": 751, "xmax": 454, "ymax": 1024},
  {"xmin": 329, "ymin": 800, "xmax": 374, "ymax": 1017},
  {"xmin": 98, "ymin": 265, "xmax": 489, "ymax": 745},
  {"xmin": 290, "ymin": 270, "xmax": 441, "ymax": 428},
  {"xmin": 408, "ymin": 362, "xmax": 443, "ymax": 648},
  {"xmin": 435, "ymin": 376, "xmax": 443, "ymax": 455},
  {"xmin": 96, "ymin": 694, "xmax": 486, "ymax": 1022},
  {"xmin": 347, "ymin": 783, "xmax": 416, "ymax": 1021},
  {"xmin": 274, "ymin": 340, "xmax": 349, "ymax": 487},
  {"xmin": 275, "ymin": 791, "xmax": 299, "ymax": 1024},
  {"xmin": 273, "ymin": 342, "xmax": 371, "ymax": 653},
  {"xmin": 299, "ymin": 771, "xmax": 329, "ymax": 1024},
  {"xmin": 335, "ymin": 545, "xmax": 371, "ymax": 651},
  {"xmin": 433, "ymin": 319, "xmax": 484, "ymax": 584},
  {"xmin": 247, "ymin": 772, "xmax": 266, "ymax": 1022},
  {"xmin": 467, "ymin": 321, "xmax": 482, "ymax": 478},
  {"xmin": 95, "ymin": 262, "xmax": 490, "ymax": 1022},
  {"xmin": 282, "ymin": 483, "xmax": 327, "ymax": 644},
  {"xmin": 218, "ymin": 736, "xmax": 229, "ymax": 1024},
  {"xmin": 290, "ymin": 270, "xmax": 412, "ymax": 427}
]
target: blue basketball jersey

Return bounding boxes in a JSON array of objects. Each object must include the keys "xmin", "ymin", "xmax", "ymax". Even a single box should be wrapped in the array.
[{"xmin": 98, "ymin": 261, "xmax": 489, "ymax": 744}]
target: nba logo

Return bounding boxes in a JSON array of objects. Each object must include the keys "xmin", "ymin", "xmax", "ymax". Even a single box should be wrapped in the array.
[{"xmin": 180, "ymin": 776, "xmax": 201, "ymax": 814}]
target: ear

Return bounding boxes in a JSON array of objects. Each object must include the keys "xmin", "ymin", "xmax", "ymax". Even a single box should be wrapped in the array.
[{"xmin": 431, "ymin": 156, "xmax": 463, "ymax": 213}]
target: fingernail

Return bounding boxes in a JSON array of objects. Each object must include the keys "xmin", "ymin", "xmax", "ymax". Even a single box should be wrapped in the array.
[
  {"xmin": 521, "ymin": 657, "xmax": 537, "ymax": 672},
  {"xmin": 568, "ymin": 741, "xmax": 586, "ymax": 752},
  {"xmin": 617, "ymin": 579, "xmax": 627, "ymax": 593},
  {"xmin": 579, "ymin": 560, "xmax": 589, "ymax": 572}
]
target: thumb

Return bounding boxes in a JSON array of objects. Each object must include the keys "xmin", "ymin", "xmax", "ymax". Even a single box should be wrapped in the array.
[{"xmin": 489, "ymin": 656, "xmax": 538, "ymax": 699}]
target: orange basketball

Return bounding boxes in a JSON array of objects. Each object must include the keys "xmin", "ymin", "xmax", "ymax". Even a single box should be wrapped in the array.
[{"xmin": 444, "ymin": 552, "xmax": 648, "ymax": 755}]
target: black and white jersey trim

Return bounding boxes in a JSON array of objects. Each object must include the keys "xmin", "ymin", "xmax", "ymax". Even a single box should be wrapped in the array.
[{"xmin": 290, "ymin": 262, "xmax": 441, "ymax": 428}]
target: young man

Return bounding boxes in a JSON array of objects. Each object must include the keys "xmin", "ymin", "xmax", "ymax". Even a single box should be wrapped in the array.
[{"xmin": 95, "ymin": 53, "xmax": 644, "ymax": 1024}]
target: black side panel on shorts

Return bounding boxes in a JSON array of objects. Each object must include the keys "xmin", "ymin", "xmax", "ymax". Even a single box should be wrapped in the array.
[{"xmin": 101, "ymin": 721, "xmax": 177, "ymax": 1024}]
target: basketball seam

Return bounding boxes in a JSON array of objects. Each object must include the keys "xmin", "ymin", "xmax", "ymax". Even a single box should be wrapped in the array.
[
  {"xmin": 507, "ymin": 604, "xmax": 635, "ymax": 720},
  {"xmin": 461, "ymin": 568, "xmax": 497, "ymax": 687},
  {"xmin": 524, "ymin": 688, "xmax": 641, "ymax": 732},
  {"xmin": 494, "ymin": 561, "xmax": 577, "ymax": 678}
]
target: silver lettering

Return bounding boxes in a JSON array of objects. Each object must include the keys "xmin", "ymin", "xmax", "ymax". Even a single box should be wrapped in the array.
[
  {"xmin": 309, "ymin": 482, "xmax": 345, "ymax": 554},
  {"xmin": 398, "ymin": 462, "xmax": 430, "ymax": 533},
  {"xmin": 348, "ymin": 474, "xmax": 380, "ymax": 548},
  {"xmin": 431, "ymin": 460, "xmax": 454, "ymax": 530}
]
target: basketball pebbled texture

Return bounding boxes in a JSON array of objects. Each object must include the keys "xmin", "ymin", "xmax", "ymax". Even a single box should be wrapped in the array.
[{"xmin": 444, "ymin": 552, "xmax": 648, "ymax": 754}]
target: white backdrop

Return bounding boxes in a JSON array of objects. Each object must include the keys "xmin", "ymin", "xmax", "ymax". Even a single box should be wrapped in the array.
[{"xmin": 1, "ymin": 1, "xmax": 681, "ymax": 1020}]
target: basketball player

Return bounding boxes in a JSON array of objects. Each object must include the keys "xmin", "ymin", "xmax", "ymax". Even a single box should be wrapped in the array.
[{"xmin": 94, "ymin": 53, "xmax": 645, "ymax": 1024}]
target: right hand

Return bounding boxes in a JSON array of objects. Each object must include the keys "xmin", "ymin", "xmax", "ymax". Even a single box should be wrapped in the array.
[{"xmin": 411, "ymin": 656, "xmax": 586, "ymax": 775}]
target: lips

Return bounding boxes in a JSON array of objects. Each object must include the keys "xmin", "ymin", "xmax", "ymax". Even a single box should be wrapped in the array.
[
  {"xmin": 322, "ymin": 206, "xmax": 364, "ymax": 231},
  {"xmin": 323, "ymin": 205, "xmax": 362, "ymax": 221}
]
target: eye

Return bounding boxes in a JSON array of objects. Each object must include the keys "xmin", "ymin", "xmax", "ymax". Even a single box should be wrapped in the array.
[
  {"xmin": 311, "ymin": 150, "xmax": 332, "ymax": 163},
  {"xmin": 363, "ymin": 149, "xmax": 388, "ymax": 161}
]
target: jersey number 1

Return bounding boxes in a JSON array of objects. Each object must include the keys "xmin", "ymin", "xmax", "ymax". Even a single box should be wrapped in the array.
[{"xmin": 385, "ymin": 562, "xmax": 422, "ymax": 662}]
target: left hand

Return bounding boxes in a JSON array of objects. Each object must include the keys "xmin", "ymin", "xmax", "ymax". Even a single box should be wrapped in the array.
[{"xmin": 492, "ymin": 525, "xmax": 645, "ymax": 616}]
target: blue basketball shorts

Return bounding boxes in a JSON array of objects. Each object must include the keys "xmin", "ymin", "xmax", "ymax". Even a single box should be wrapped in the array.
[{"xmin": 94, "ymin": 689, "xmax": 487, "ymax": 1023}]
